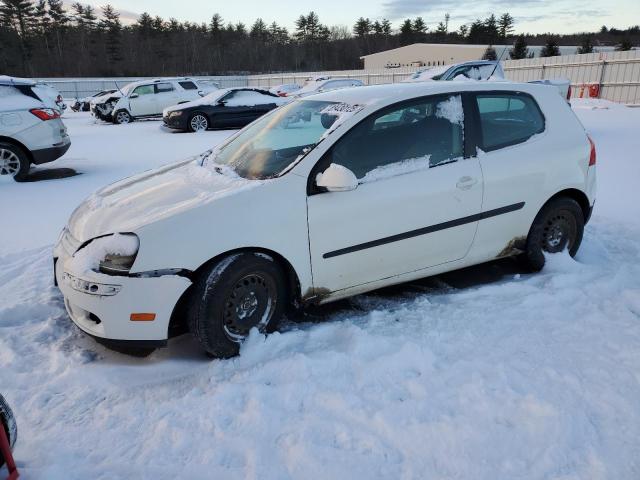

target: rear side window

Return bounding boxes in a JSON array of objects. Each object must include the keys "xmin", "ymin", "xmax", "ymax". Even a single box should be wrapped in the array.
[
  {"xmin": 155, "ymin": 83, "xmax": 174, "ymax": 93},
  {"xmin": 179, "ymin": 81, "xmax": 197, "ymax": 90},
  {"xmin": 330, "ymin": 94, "xmax": 465, "ymax": 179},
  {"xmin": 475, "ymin": 93, "xmax": 544, "ymax": 151}
]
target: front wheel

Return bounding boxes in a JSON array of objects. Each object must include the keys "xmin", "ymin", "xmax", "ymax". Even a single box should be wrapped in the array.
[
  {"xmin": 523, "ymin": 197, "xmax": 584, "ymax": 271},
  {"xmin": 188, "ymin": 113, "xmax": 209, "ymax": 132},
  {"xmin": 188, "ymin": 253, "xmax": 288, "ymax": 358},
  {"xmin": 113, "ymin": 109, "xmax": 132, "ymax": 125},
  {"xmin": 0, "ymin": 142, "xmax": 30, "ymax": 182}
]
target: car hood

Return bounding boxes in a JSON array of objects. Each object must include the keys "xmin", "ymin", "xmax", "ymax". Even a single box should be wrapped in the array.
[{"xmin": 67, "ymin": 158, "xmax": 263, "ymax": 242}]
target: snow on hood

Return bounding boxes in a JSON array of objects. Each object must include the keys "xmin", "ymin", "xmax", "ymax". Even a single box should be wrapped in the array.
[
  {"xmin": 403, "ymin": 65, "xmax": 450, "ymax": 83},
  {"xmin": 68, "ymin": 158, "xmax": 262, "ymax": 242}
]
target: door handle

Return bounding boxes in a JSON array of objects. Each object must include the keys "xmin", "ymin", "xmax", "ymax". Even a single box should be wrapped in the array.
[{"xmin": 456, "ymin": 176, "xmax": 478, "ymax": 190}]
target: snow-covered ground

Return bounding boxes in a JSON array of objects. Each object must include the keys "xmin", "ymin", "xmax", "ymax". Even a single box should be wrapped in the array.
[{"xmin": 1, "ymin": 102, "xmax": 640, "ymax": 479}]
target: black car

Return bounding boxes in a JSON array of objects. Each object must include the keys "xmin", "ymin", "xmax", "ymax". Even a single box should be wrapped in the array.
[{"xmin": 163, "ymin": 88, "xmax": 287, "ymax": 132}]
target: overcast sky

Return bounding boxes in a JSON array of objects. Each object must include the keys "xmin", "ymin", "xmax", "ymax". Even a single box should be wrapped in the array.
[{"xmin": 77, "ymin": 0, "xmax": 639, "ymax": 35}]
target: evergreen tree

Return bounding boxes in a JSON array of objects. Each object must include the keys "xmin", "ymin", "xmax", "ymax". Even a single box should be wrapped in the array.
[
  {"xmin": 458, "ymin": 24, "xmax": 468, "ymax": 38},
  {"xmin": 482, "ymin": 45, "xmax": 497, "ymax": 60},
  {"xmin": 509, "ymin": 35, "xmax": 529, "ymax": 59},
  {"xmin": 412, "ymin": 16, "xmax": 427, "ymax": 41},
  {"xmin": 380, "ymin": 19, "xmax": 392, "ymax": 35},
  {"xmin": 484, "ymin": 14, "xmax": 499, "ymax": 44},
  {"xmin": 353, "ymin": 17, "xmax": 371, "ymax": 37},
  {"xmin": 0, "ymin": 0, "xmax": 35, "ymax": 36},
  {"xmin": 577, "ymin": 35, "xmax": 594, "ymax": 54},
  {"xmin": 399, "ymin": 18, "xmax": 413, "ymax": 46},
  {"xmin": 615, "ymin": 38, "xmax": 632, "ymax": 51},
  {"xmin": 99, "ymin": 4, "xmax": 122, "ymax": 72},
  {"xmin": 498, "ymin": 13, "xmax": 514, "ymax": 40},
  {"xmin": 540, "ymin": 38, "xmax": 560, "ymax": 57}
]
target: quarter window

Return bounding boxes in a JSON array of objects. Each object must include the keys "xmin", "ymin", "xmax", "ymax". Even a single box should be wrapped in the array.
[
  {"xmin": 329, "ymin": 95, "xmax": 465, "ymax": 180},
  {"xmin": 475, "ymin": 93, "xmax": 544, "ymax": 151},
  {"xmin": 178, "ymin": 81, "xmax": 197, "ymax": 90}
]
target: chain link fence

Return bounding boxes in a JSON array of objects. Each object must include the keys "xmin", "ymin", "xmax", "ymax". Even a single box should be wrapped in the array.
[{"xmin": 37, "ymin": 50, "xmax": 639, "ymax": 105}]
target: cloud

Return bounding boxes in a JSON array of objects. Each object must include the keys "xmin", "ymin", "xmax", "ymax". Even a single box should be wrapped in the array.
[
  {"xmin": 61, "ymin": 1, "xmax": 140, "ymax": 24},
  {"xmin": 382, "ymin": 0, "xmax": 545, "ymax": 19}
]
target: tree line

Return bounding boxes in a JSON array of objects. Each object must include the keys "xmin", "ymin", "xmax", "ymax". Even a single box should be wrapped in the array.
[{"xmin": 0, "ymin": 0, "xmax": 637, "ymax": 77}]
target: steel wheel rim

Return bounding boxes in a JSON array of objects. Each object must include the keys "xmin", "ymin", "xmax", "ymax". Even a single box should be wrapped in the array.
[
  {"xmin": 116, "ymin": 112, "xmax": 130, "ymax": 124},
  {"xmin": 223, "ymin": 273, "xmax": 276, "ymax": 342},
  {"xmin": 0, "ymin": 148, "xmax": 20, "ymax": 176},
  {"xmin": 190, "ymin": 115, "xmax": 208, "ymax": 131},
  {"xmin": 543, "ymin": 211, "xmax": 576, "ymax": 253}
]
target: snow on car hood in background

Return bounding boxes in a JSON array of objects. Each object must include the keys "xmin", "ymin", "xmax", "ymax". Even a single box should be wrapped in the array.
[{"xmin": 67, "ymin": 158, "xmax": 262, "ymax": 242}]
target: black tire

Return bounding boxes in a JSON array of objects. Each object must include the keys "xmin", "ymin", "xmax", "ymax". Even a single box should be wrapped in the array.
[
  {"xmin": 0, "ymin": 394, "xmax": 17, "ymax": 468},
  {"xmin": 0, "ymin": 142, "xmax": 30, "ymax": 182},
  {"xmin": 113, "ymin": 109, "xmax": 132, "ymax": 125},
  {"xmin": 188, "ymin": 112, "xmax": 209, "ymax": 132},
  {"xmin": 188, "ymin": 253, "xmax": 288, "ymax": 358},
  {"xmin": 523, "ymin": 197, "xmax": 584, "ymax": 271}
]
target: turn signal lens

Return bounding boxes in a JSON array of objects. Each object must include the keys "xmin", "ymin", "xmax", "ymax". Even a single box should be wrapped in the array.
[{"xmin": 130, "ymin": 313, "xmax": 156, "ymax": 322}]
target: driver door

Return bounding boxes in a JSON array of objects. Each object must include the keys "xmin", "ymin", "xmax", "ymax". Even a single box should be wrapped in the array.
[
  {"xmin": 306, "ymin": 94, "xmax": 483, "ymax": 293},
  {"xmin": 129, "ymin": 84, "xmax": 157, "ymax": 116}
]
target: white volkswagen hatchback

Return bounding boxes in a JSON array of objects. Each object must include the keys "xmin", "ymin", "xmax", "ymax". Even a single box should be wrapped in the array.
[{"xmin": 54, "ymin": 82, "xmax": 596, "ymax": 357}]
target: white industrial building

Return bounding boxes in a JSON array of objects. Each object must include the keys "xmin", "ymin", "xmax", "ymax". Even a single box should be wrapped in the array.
[{"xmin": 360, "ymin": 43, "xmax": 620, "ymax": 69}]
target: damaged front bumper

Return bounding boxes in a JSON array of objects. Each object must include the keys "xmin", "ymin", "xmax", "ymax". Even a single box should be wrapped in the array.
[{"xmin": 54, "ymin": 235, "xmax": 191, "ymax": 345}]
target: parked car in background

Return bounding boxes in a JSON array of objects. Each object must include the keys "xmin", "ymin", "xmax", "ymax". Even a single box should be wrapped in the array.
[
  {"xmin": 529, "ymin": 78, "xmax": 572, "ymax": 101},
  {"xmin": 55, "ymin": 81, "xmax": 595, "ymax": 358},
  {"xmin": 92, "ymin": 78, "xmax": 218, "ymax": 124},
  {"xmin": 163, "ymin": 87, "xmax": 288, "ymax": 132},
  {"xmin": 404, "ymin": 60, "xmax": 505, "ymax": 82},
  {"xmin": 269, "ymin": 83, "xmax": 301, "ymax": 97},
  {"xmin": 72, "ymin": 89, "xmax": 117, "ymax": 112},
  {"xmin": 292, "ymin": 76, "xmax": 364, "ymax": 97},
  {"xmin": 0, "ymin": 393, "xmax": 18, "ymax": 473},
  {"xmin": 0, "ymin": 76, "xmax": 71, "ymax": 181}
]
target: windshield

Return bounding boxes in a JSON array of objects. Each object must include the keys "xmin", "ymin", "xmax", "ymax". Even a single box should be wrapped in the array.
[{"xmin": 208, "ymin": 99, "xmax": 338, "ymax": 179}]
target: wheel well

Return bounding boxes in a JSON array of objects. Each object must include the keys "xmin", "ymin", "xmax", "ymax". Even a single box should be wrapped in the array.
[
  {"xmin": 546, "ymin": 188, "xmax": 591, "ymax": 222},
  {"xmin": 167, "ymin": 248, "xmax": 302, "ymax": 337},
  {"xmin": 0, "ymin": 136, "xmax": 33, "ymax": 163}
]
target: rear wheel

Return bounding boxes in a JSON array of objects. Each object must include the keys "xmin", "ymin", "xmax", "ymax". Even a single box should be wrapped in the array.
[
  {"xmin": 113, "ymin": 110, "xmax": 132, "ymax": 125},
  {"xmin": 523, "ymin": 197, "xmax": 584, "ymax": 271},
  {"xmin": 0, "ymin": 142, "xmax": 30, "ymax": 182},
  {"xmin": 188, "ymin": 253, "xmax": 287, "ymax": 358},
  {"xmin": 188, "ymin": 113, "xmax": 209, "ymax": 132}
]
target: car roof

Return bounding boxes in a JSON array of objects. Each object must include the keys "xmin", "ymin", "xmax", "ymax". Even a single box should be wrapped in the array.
[
  {"xmin": 0, "ymin": 75, "xmax": 36, "ymax": 86},
  {"xmin": 307, "ymin": 80, "xmax": 547, "ymax": 110},
  {"xmin": 124, "ymin": 77, "xmax": 196, "ymax": 88}
]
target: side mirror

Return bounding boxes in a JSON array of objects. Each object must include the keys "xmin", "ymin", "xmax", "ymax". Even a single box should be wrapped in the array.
[
  {"xmin": 198, "ymin": 90, "xmax": 205, "ymax": 97},
  {"xmin": 217, "ymin": 100, "xmax": 227, "ymax": 106},
  {"xmin": 130, "ymin": 93, "xmax": 139, "ymax": 99},
  {"xmin": 316, "ymin": 164, "xmax": 358, "ymax": 192}
]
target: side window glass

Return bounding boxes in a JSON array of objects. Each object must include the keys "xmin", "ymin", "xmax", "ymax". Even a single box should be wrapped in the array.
[
  {"xmin": 132, "ymin": 85, "xmax": 154, "ymax": 96},
  {"xmin": 331, "ymin": 95, "xmax": 465, "ymax": 181},
  {"xmin": 476, "ymin": 93, "xmax": 544, "ymax": 151},
  {"xmin": 155, "ymin": 83, "xmax": 174, "ymax": 93},
  {"xmin": 178, "ymin": 81, "xmax": 197, "ymax": 90}
]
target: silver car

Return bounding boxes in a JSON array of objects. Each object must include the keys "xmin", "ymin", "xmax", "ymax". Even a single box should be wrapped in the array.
[{"xmin": 0, "ymin": 76, "xmax": 71, "ymax": 181}]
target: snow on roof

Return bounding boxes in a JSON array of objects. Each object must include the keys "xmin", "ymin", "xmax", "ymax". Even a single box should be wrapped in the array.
[{"xmin": 0, "ymin": 75, "xmax": 36, "ymax": 86}]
